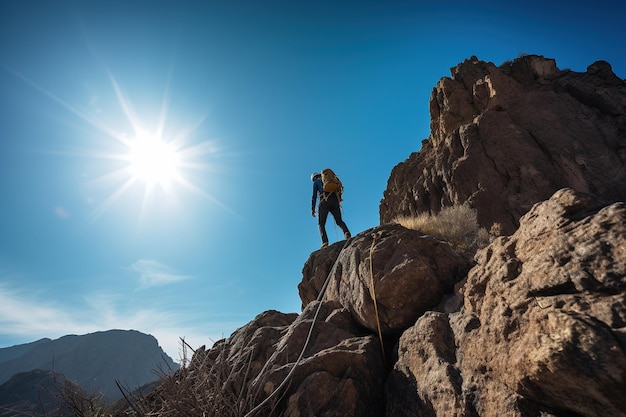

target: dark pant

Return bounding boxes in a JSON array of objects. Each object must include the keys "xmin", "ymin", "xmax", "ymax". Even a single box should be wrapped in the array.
[{"xmin": 318, "ymin": 194, "xmax": 350, "ymax": 244}]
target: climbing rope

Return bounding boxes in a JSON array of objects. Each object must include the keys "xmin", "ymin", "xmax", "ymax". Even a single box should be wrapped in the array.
[
  {"xmin": 369, "ymin": 231, "xmax": 386, "ymax": 362},
  {"xmin": 243, "ymin": 239, "xmax": 351, "ymax": 417}
]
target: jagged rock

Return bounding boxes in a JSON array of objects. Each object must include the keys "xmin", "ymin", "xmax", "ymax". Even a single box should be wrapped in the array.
[
  {"xmin": 386, "ymin": 188, "xmax": 626, "ymax": 417},
  {"xmin": 142, "ymin": 310, "xmax": 298, "ymax": 416},
  {"xmin": 298, "ymin": 240, "xmax": 345, "ymax": 309},
  {"xmin": 192, "ymin": 310, "xmax": 299, "ymax": 382},
  {"xmin": 380, "ymin": 55, "xmax": 626, "ymax": 235},
  {"xmin": 300, "ymin": 224, "xmax": 473, "ymax": 334},
  {"xmin": 250, "ymin": 301, "xmax": 385, "ymax": 417},
  {"xmin": 385, "ymin": 312, "xmax": 468, "ymax": 417},
  {"xmin": 188, "ymin": 303, "xmax": 385, "ymax": 417}
]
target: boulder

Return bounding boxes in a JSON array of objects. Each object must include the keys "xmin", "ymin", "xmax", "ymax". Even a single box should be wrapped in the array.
[
  {"xmin": 385, "ymin": 312, "xmax": 467, "ymax": 417},
  {"xmin": 298, "ymin": 240, "xmax": 345, "ymax": 308},
  {"xmin": 300, "ymin": 224, "xmax": 473, "ymax": 333},
  {"xmin": 188, "ymin": 303, "xmax": 385, "ymax": 417},
  {"xmin": 387, "ymin": 189, "xmax": 626, "ymax": 417},
  {"xmin": 250, "ymin": 301, "xmax": 385, "ymax": 417}
]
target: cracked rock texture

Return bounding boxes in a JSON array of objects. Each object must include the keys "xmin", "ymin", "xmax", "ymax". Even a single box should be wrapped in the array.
[
  {"xmin": 385, "ymin": 188, "xmax": 626, "ymax": 417},
  {"xmin": 379, "ymin": 55, "xmax": 626, "ymax": 235}
]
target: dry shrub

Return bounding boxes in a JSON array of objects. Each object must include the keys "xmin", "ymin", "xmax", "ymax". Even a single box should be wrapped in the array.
[
  {"xmin": 116, "ymin": 339, "xmax": 275, "ymax": 417},
  {"xmin": 19, "ymin": 372, "xmax": 111, "ymax": 417},
  {"xmin": 392, "ymin": 204, "xmax": 489, "ymax": 252}
]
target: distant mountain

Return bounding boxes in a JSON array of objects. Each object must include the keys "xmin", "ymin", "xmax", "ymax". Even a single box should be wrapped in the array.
[
  {"xmin": 0, "ymin": 338, "xmax": 51, "ymax": 363},
  {"xmin": 0, "ymin": 330, "xmax": 178, "ymax": 402}
]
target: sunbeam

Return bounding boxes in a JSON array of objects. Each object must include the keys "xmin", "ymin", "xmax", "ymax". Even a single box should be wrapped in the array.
[{"xmin": 3, "ymin": 63, "xmax": 230, "ymax": 222}]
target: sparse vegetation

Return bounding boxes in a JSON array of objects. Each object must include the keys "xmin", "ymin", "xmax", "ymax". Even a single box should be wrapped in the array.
[
  {"xmin": 114, "ymin": 339, "xmax": 275, "ymax": 417},
  {"xmin": 53, "ymin": 379, "xmax": 109, "ymax": 417},
  {"xmin": 16, "ymin": 372, "xmax": 112, "ymax": 417},
  {"xmin": 392, "ymin": 203, "xmax": 490, "ymax": 253}
]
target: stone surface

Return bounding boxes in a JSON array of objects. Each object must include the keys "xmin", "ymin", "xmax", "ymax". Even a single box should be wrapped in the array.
[
  {"xmin": 298, "ymin": 240, "xmax": 345, "ymax": 309},
  {"xmin": 385, "ymin": 312, "xmax": 467, "ymax": 417},
  {"xmin": 387, "ymin": 188, "xmax": 626, "ymax": 417},
  {"xmin": 380, "ymin": 55, "xmax": 626, "ymax": 235},
  {"xmin": 187, "ymin": 303, "xmax": 385, "ymax": 417},
  {"xmin": 255, "ymin": 301, "xmax": 385, "ymax": 417},
  {"xmin": 300, "ymin": 224, "xmax": 473, "ymax": 333}
]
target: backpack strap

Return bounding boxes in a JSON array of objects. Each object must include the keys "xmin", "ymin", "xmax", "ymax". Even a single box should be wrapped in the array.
[{"xmin": 320, "ymin": 190, "xmax": 341, "ymax": 203}]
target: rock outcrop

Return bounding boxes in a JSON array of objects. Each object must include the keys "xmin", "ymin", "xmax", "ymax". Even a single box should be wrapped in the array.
[
  {"xmin": 386, "ymin": 188, "xmax": 626, "ymax": 417},
  {"xmin": 154, "ymin": 188, "xmax": 624, "ymax": 417},
  {"xmin": 166, "ymin": 305, "xmax": 385, "ymax": 417},
  {"xmin": 135, "ymin": 55, "xmax": 626, "ymax": 417},
  {"xmin": 300, "ymin": 224, "xmax": 472, "ymax": 333},
  {"xmin": 380, "ymin": 55, "xmax": 626, "ymax": 235}
]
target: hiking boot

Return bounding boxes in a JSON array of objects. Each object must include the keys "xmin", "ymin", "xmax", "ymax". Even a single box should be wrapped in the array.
[
  {"xmin": 344, "ymin": 232, "xmax": 351, "ymax": 239},
  {"xmin": 321, "ymin": 242, "xmax": 329, "ymax": 248}
]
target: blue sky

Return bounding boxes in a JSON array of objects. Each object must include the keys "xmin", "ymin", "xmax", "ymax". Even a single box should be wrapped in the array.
[{"xmin": 1, "ymin": 0, "xmax": 624, "ymax": 361}]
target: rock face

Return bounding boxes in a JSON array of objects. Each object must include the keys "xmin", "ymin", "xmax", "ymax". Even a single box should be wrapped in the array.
[
  {"xmin": 386, "ymin": 188, "xmax": 626, "ymax": 417},
  {"xmin": 380, "ymin": 55, "xmax": 626, "ymax": 235},
  {"xmin": 300, "ymin": 224, "xmax": 472, "ymax": 333},
  {"xmin": 162, "ymin": 306, "xmax": 385, "ymax": 417}
]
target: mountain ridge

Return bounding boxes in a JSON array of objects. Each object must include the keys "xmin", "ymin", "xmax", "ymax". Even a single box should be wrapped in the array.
[
  {"xmin": 0, "ymin": 329, "xmax": 178, "ymax": 402},
  {"xmin": 0, "ymin": 338, "xmax": 51, "ymax": 363}
]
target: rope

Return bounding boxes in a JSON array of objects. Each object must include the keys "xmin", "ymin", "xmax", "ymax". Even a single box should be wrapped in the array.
[
  {"xmin": 369, "ymin": 232, "xmax": 386, "ymax": 362},
  {"xmin": 243, "ymin": 239, "xmax": 350, "ymax": 417}
]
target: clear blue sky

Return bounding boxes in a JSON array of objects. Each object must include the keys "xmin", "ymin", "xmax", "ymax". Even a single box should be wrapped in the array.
[{"xmin": 1, "ymin": 0, "xmax": 624, "ymax": 361}]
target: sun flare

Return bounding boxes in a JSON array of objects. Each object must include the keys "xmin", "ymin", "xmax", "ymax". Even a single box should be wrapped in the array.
[
  {"xmin": 127, "ymin": 135, "xmax": 181, "ymax": 186},
  {"xmin": 9, "ymin": 64, "xmax": 228, "ymax": 222},
  {"xmin": 76, "ymin": 74, "xmax": 229, "ymax": 221}
]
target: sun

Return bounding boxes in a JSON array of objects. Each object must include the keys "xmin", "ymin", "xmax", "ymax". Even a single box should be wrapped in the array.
[
  {"xmin": 127, "ymin": 134, "xmax": 181, "ymax": 187},
  {"xmin": 8, "ymin": 65, "xmax": 228, "ymax": 221},
  {"xmin": 76, "ymin": 74, "xmax": 230, "ymax": 221}
]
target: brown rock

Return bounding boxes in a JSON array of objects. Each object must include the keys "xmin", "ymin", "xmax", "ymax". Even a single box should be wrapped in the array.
[
  {"xmin": 248, "ymin": 301, "xmax": 385, "ymax": 417},
  {"xmin": 389, "ymin": 189, "xmax": 626, "ymax": 417},
  {"xmin": 380, "ymin": 55, "xmax": 626, "ymax": 235},
  {"xmin": 298, "ymin": 240, "xmax": 345, "ymax": 308},
  {"xmin": 185, "ymin": 302, "xmax": 385, "ymax": 417},
  {"xmin": 465, "ymin": 189, "xmax": 626, "ymax": 416},
  {"xmin": 300, "ymin": 224, "xmax": 472, "ymax": 333},
  {"xmin": 385, "ymin": 312, "xmax": 468, "ymax": 417}
]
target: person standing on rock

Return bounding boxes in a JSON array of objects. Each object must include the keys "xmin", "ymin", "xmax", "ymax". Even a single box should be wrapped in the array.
[{"xmin": 311, "ymin": 169, "xmax": 351, "ymax": 248}]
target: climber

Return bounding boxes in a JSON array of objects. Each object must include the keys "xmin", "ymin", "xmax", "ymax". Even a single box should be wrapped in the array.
[{"xmin": 311, "ymin": 169, "xmax": 351, "ymax": 248}]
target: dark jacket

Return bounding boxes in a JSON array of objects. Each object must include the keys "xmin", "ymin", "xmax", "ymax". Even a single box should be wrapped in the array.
[{"xmin": 311, "ymin": 178, "xmax": 324, "ymax": 211}]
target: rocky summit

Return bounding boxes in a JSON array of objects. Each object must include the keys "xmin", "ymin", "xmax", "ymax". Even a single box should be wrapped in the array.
[
  {"xmin": 133, "ymin": 55, "xmax": 625, "ymax": 417},
  {"xmin": 380, "ymin": 55, "xmax": 626, "ymax": 235}
]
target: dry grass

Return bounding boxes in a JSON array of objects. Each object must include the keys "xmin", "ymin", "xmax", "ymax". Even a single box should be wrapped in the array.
[
  {"xmin": 392, "ymin": 204, "xmax": 490, "ymax": 253},
  {"xmin": 34, "ymin": 339, "xmax": 278, "ymax": 417},
  {"xmin": 114, "ymin": 338, "xmax": 277, "ymax": 417}
]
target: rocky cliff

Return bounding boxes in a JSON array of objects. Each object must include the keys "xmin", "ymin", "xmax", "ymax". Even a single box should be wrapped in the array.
[
  {"xmin": 380, "ymin": 55, "xmax": 626, "ymax": 235},
  {"xmin": 133, "ymin": 56, "xmax": 626, "ymax": 417}
]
